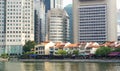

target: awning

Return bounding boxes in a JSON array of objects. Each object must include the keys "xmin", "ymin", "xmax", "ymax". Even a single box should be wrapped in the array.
[{"xmin": 108, "ymin": 52, "xmax": 120, "ymax": 56}]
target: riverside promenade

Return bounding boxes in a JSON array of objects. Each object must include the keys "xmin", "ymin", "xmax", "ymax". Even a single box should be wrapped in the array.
[
  {"xmin": 0, "ymin": 58, "xmax": 8, "ymax": 62},
  {"xmin": 18, "ymin": 59, "xmax": 120, "ymax": 63}
]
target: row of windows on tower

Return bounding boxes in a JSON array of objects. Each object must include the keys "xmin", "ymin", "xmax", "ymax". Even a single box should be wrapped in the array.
[
  {"xmin": 7, "ymin": 20, "xmax": 21, "ymax": 22},
  {"xmin": 6, "ymin": 24, "xmax": 30, "ymax": 26},
  {"xmin": 6, "ymin": 3, "xmax": 30, "ymax": 8},
  {"xmin": 80, "ymin": 10, "xmax": 106, "ymax": 12},
  {"xmin": 80, "ymin": 12, "xmax": 106, "ymax": 15},
  {"xmin": 7, "ymin": 2, "xmax": 21, "ymax": 4},
  {"xmin": 80, "ymin": 18, "xmax": 106, "ymax": 21},
  {"xmin": 7, "ymin": 5, "xmax": 21, "ymax": 8},
  {"xmin": 0, "ymin": 17, "xmax": 4, "ymax": 19},
  {"xmin": 80, "ymin": 24, "xmax": 105, "ymax": 26},
  {"xmin": 7, "ymin": 35, "xmax": 30, "ymax": 38},
  {"xmin": 7, "ymin": 13, "xmax": 31, "ymax": 15},
  {"xmin": 80, "ymin": 21, "xmax": 106, "ymax": 23},
  {"xmin": 0, "ymin": 20, "xmax": 4, "ymax": 22},
  {"xmin": 80, "ymin": 27, "xmax": 106, "ymax": 30},
  {"xmin": 7, "ymin": 27, "xmax": 21, "ymax": 30},
  {"xmin": 7, "ymin": 6, "xmax": 31, "ymax": 8},
  {"xmin": 0, "ymin": 2, "xmax": 4, "ymax": 5},
  {"xmin": 0, "ymin": 39, "xmax": 30, "ymax": 42},
  {"xmin": 6, "ymin": 28, "xmax": 31, "ymax": 30},
  {"xmin": 50, "ymin": 39, "xmax": 64, "ymax": 41},
  {"xmin": 80, "ymin": 6, "xmax": 106, "ymax": 10},
  {"xmin": 6, "ymin": 31, "xmax": 30, "ymax": 34},
  {"xmin": 1, "ymin": 31, "xmax": 32, "ymax": 34},
  {"xmin": 7, "ymin": 16, "xmax": 21, "ymax": 19},
  {"xmin": 0, "ymin": 13, "xmax": 4, "ymax": 15},
  {"xmin": 0, "ymin": 6, "xmax": 4, "ymax": 8},
  {"xmin": 7, "ymin": 16, "xmax": 30, "ymax": 19},
  {"xmin": 80, "ymin": 15, "xmax": 105, "ymax": 18},
  {"xmin": 7, "ymin": 20, "xmax": 31, "ymax": 23},
  {"xmin": 79, "ymin": 32, "xmax": 106, "ymax": 35},
  {"xmin": 50, "ymin": 36, "xmax": 63, "ymax": 38},
  {"xmin": 7, "ymin": 9, "xmax": 21, "ymax": 11},
  {"xmin": 80, "ymin": 37, "xmax": 106, "ymax": 39},
  {"xmin": 6, "ymin": 39, "xmax": 22, "ymax": 42},
  {"xmin": 79, "ymin": 29, "xmax": 106, "ymax": 31}
]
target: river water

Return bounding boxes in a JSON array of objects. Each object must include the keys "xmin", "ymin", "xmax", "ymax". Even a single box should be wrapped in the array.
[{"xmin": 0, "ymin": 61, "xmax": 120, "ymax": 71}]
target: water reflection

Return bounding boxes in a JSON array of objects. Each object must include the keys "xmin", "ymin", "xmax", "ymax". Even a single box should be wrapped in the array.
[{"xmin": 0, "ymin": 62, "xmax": 120, "ymax": 71}]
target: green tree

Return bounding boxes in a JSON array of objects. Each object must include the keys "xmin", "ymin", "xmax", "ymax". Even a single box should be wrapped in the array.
[
  {"xmin": 0, "ymin": 54, "xmax": 9, "ymax": 58},
  {"xmin": 113, "ymin": 48, "xmax": 120, "ymax": 52},
  {"xmin": 57, "ymin": 50, "xmax": 67, "ymax": 55},
  {"xmin": 95, "ymin": 46, "xmax": 112, "ymax": 56},
  {"xmin": 73, "ymin": 50, "xmax": 79, "ymax": 56},
  {"xmin": 24, "ymin": 51, "xmax": 35, "ymax": 55},
  {"xmin": 23, "ymin": 40, "xmax": 36, "ymax": 53}
]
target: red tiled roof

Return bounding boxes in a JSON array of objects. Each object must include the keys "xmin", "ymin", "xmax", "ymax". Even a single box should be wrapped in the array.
[
  {"xmin": 54, "ymin": 42, "xmax": 65, "ymax": 48},
  {"xmin": 65, "ymin": 44, "xmax": 79, "ymax": 48}
]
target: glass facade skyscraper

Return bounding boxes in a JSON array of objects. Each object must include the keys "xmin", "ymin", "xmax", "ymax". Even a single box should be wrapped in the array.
[
  {"xmin": 44, "ymin": 0, "xmax": 51, "ymax": 13},
  {"xmin": 44, "ymin": 0, "xmax": 63, "ymax": 13},
  {"xmin": 64, "ymin": 4, "xmax": 73, "ymax": 43},
  {"xmin": 117, "ymin": 10, "xmax": 120, "ymax": 41},
  {"xmin": 34, "ymin": 0, "xmax": 45, "ymax": 43}
]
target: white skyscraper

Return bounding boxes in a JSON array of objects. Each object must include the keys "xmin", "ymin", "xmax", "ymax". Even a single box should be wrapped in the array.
[
  {"xmin": 47, "ymin": 9, "xmax": 69, "ymax": 42},
  {"xmin": 0, "ymin": 0, "xmax": 34, "ymax": 55},
  {"xmin": 73, "ymin": 0, "xmax": 117, "ymax": 43},
  {"xmin": 0, "ymin": 0, "xmax": 5, "ymax": 55}
]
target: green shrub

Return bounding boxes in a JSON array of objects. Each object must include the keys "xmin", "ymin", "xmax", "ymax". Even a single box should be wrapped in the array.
[
  {"xmin": 95, "ymin": 46, "xmax": 112, "ymax": 56},
  {"xmin": 57, "ymin": 50, "xmax": 67, "ymax": 55},
  {"xmin": 0, "ymin": 54, "xmax": 9, "ymax": 58}
]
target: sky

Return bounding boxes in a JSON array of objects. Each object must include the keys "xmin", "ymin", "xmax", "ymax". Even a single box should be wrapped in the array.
[
  {"xmin": 117, "ymin": 0, "xmax": 120, "ymax": 9},
  {"xmin": 63, "ymin": 0, "xmax": 72, "ymax": 7},
  {"xmin": 63, "ymin": 0, "xmax": 120, "ymax": 9}
]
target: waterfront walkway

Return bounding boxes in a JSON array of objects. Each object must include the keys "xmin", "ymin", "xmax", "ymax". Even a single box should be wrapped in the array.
[
  {"xmin": 0, "ymin": 58, "xmax": 8, "ymax": 62},
  {"xmin": 18, "ymin": 59, "xmax": 120, "ymax": 63}
]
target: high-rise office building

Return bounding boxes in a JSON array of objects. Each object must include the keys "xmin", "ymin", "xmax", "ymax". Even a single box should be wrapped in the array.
[
  {"xmin": 117, "ymin": 9, "xmax": 120, "ymax": 41},
  {"xmin": 34, "ymin": 0, "xmax": 45, "ymax": 43},
  {"xmin": 44, "ymin": 0, "xmax": 63, "ymax": 13},
  {"xmin": 0, "ymin": 0, "xmax": 6, "ymax": 55},
  {"xmin": 0, "ymin": 0, "xmax": 34, "ymax": 55},
  {"xmin": 44, "ymin": 0, "xmax": 64, "ymax": 42},
  {"xmin": 73, "ymin": 0, "xmax": 117, "ymax": 43},
  {"xmin": 44, "ymin": 0, "xmax": 50, "ymax": 13},
  {"xmin": 47, "ymin": 9, "xmax": 69, "ymax": 42},
  {"xmin": 64, "ymin": 4, "xmax": 73, "ymax": 43}
]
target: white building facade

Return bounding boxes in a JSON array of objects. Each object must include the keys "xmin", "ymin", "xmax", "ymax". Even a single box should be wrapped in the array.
[
  {"xmin": 0, "ymin": 0, "xmax": 6, "ymax": 55},
  {"xmin": 50, "ymin": 0, "xmax": 63, "ymax": 9},
  {"xmin": 0, "ymin": 0, "xmax": 34, "ymax": 55},
  {"xmin": 47, "ymin": 9, "xmax": 69, "ymax": 42},
  {"xmin": 73, "ymin": 0, "xmax": 117, "ymax": 43}
]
